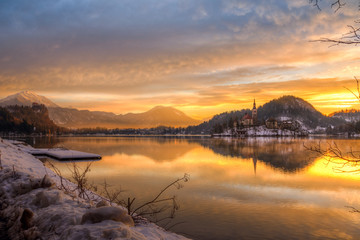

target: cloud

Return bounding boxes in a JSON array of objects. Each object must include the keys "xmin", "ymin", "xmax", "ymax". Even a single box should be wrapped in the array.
[{"xmin": 0, "ymin": 0, "xmax": 359, "ymax": 118}]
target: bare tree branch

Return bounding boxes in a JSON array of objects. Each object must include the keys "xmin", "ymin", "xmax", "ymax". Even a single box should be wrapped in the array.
[
  {"xmin": 131, "ymin": 173, "xmax": 190, "ymax": 217},
  {"xmin": 331, "ymin": 0, "xmax": 346, "ymax": 12},
  {"xmin": 309, "ymin": 0, "xmax": 346, "ymax": 11},
  {"xmin": 310, "ymin": 0, "xmax": 360, "ymax": 46},
  {"xmin": 304, "ymin": 142, "xmax": 360, "ymax": 173}
]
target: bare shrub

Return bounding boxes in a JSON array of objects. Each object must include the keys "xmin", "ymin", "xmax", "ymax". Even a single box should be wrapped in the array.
[
  {"xmin": 128, "ymin": 173, "xmax": 190, "ymax": 225},
  {"xmin": 46, "ymin": 161, "xmax": 97, "ymax": 202},
  {"xmin": 47, "ymin": 161, "xmax": 190, "ymax": 225}
]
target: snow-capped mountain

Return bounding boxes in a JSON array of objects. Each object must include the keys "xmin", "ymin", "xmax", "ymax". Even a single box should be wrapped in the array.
[
  {"xmin": 0, "ymin": 91, "xmax": 59, "ymax": 108},
  {"xmin": 0, "ymin": 91, "xmax": 200, "ymax": 129}
]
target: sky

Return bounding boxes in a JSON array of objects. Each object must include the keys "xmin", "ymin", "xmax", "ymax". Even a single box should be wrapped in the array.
[{"xmin": 0, "ymin": 0, "xmax": 360, "ymax": 119}]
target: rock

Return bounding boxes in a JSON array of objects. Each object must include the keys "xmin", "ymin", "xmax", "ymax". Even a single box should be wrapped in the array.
[
  {"xmin": 33, "ymin": 191, "xmax": 49, "ymax": 208},
  {"xmin": 81, "ymin": 206, "xmax": 134, "ymax": 226},
  {"xmin": 40, "ymin": 174, "xmax": 55, "ymax": 188},
  {"xmin": 20, "ymin": 208, "xmax": 34, "ymax": 230},
  {"xmin": 32, "ymin": 190, "xmax": 63, "ymax": 208},
  {"xmin": 96, "ymin": 200, "xmax": 110, "ymax": 208}
]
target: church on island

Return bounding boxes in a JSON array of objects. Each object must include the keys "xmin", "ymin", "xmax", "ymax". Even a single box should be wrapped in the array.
[
  {"xmin": 241, "ymin": 99, "xmax": 257, "ymax": 127},
  {"xmin": 212, "ymin": 98, "xmax": 309, "ymax": 137}
]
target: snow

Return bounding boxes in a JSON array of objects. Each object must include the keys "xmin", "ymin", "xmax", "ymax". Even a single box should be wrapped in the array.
[
  {"xmin": 278, "ymin": 116, "xmax": 291, "ymax": 121},
  {"xmin": 0, "ymin": 91, "xmax": 59, "ymax": 108},
  {"xmin": 0, "ymin": 139, "xmax": 190, "ymax": 240},
  {"xmin": 25, "ymin": 148, "xmax": 101, "ymax": 160},
  {"xmin": 214, "ymin": 125, "xmax": 308, "ymax": 137},
  {"xmin": 245, "ymin": 126, "xmax": 303, "ymax": 136}
]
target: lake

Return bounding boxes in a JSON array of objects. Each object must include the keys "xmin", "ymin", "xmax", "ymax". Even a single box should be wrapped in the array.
[{"xmin": 20, "ymin": 136, "xmax": 360, "ymax": 240}]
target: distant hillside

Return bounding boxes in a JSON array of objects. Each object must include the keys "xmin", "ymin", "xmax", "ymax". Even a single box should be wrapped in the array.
[
  {"xmin": 48, "ymin": 105, "xmax": 200, "ymax": 129},
  {"xmin": 257, "ymin": 96, "xmax": 344, "ymax": 129},
  {"xmin": 121, "ymin": 106, "xmax": 200, "ymax": 127},
  {"xmin": 186, "ymin": 95, "xmax": 345, "ymax": 134},
  {"xmin": 186, "ymin": 109, "xmax": 251, "ymax": 134},
  {"xmin": 0, "ymin": 91, "xmax": 200, "ymax": 129},
  {"xmin": 0, "ymin": 104, "xmax": 64, "ymax": 134},
  {"xmin": 329, "ymin": 109, "xmax": 360, "ymax": 123}
]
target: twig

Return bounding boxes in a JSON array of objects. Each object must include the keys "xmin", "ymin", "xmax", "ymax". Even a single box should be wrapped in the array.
[{"xmin": 131, "ymin": 173, "xmax": 189, "ymax": 216}]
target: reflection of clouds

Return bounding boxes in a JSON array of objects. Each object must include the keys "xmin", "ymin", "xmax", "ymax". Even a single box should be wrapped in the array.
[
  {"xmin": 54, "ymin": 137, "xmax": 198, "ymax": 162},
  {"xmin": 312, "ymin": 229, "xmax": 353, "ymax": 240},
  {"xmin": 215, "ymin": 183, "xmax": 360, "ymax": 208}
]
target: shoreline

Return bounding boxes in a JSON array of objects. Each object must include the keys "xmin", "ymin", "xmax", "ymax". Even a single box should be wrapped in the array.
[
  {"xmin": 3, "ymin": 132, "xmax": 360, "ymax": 139},
  {"xmin": 0, "ymin": 139, "xmax": 189, "ymax": 240}
]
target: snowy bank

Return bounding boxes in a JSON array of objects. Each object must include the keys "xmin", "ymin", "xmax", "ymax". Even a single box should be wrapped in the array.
[
  {"xmin": 213, "ymin": 125, "xmax": 308, "ymax": 138},
  {"xmin": 0, "ymin": 139, "xmax": 189, "ymax": 240}
]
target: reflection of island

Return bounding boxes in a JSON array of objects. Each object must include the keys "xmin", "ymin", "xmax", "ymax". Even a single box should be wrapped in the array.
[{"xmin": 199, "ymin": 138, "xmax": 316, "ymax": 172}]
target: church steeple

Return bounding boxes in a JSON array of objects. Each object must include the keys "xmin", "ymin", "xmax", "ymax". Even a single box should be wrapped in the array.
[
  {"xmin": 252, "ymin": 99, "xmax": 257, "ymax": 124},
  {"xmin": 253, "ymin": 157, "xmax": 257, "ymax": 176}
]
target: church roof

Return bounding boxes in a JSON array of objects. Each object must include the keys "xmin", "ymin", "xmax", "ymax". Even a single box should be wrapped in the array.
[{"xmin": 242, "ymin": 113, "xmax": 252, "ymax": 120}]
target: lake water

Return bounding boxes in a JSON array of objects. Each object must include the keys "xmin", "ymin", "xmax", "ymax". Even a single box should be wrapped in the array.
[{"xmin": 21, "ymin": 136, "xmax": 360, "ymax": 240}]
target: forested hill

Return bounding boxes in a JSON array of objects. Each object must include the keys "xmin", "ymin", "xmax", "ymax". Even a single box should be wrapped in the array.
[
  {"xmin": 329, "ymin": 109, "xmax": 360, "ymax": 123},
  {"xmin": 186, "ymin": 109, "xmax": 251, "ymax": 134},
  {"xmin": 257, "ymin": 96, "xmax": 344, "ymax": 129},
  {"xmin": 185, "ymin": 96, "xmax": 345, "ymax": 134},
  {"xmin": 0, "ymin": 104, "xmax": 64, "ymax": 134}
]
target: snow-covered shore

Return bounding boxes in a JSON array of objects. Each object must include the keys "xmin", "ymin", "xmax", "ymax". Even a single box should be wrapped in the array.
[
  {"xmin": 213, "ymin": 125, "xmax": 308, "ymax": 138},
  {"xmin": 0, "ymin": 139, "xmax": 189, "ymax": 240}
]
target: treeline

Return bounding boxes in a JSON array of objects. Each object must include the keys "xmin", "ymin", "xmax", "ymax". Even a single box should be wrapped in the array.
[
  {"xmin": 70, "ymin": 126, "xmax": 189, "ymax": 135},
  {"xmin": 185, "ymin": 109, "xmax": 252, "ymax": 134},
  {"xmin": 0, "ymin": 104, "xmax": 66, "ymax": 135},
  {"xmin": 325, "ymin": 121, "xmax": 360, "ymax": 135}
]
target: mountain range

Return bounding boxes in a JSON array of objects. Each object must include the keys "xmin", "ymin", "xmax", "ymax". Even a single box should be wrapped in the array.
[
  {"xmin": 0, "ymin": 91, "xmax": 354, "ymax": 132},
  {"xmin": 0, "ymin": 91, "xmax": 201, "ymax": 129}
]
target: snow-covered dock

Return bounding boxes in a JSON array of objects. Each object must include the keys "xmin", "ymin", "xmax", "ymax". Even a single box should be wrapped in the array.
[{"xmin": 27, "ymin": 148, "xmax": 102, "ymax": 160}]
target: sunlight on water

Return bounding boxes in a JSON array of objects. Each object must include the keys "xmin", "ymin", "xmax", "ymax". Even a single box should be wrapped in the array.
[
  {"xmin": 24, "ymin": 137, "xmax": 360, "ymax": 240},
  {"xmin": 309, "ymin": 157, "xmax": 360, "ymax": 180}
]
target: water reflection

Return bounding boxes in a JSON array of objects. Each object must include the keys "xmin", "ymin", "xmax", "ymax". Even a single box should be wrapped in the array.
[
  {"xmin": 23, "ymin": 137, "xmax": 319, "ymax": 172},
  {"xmin": 19, "ymin": 136, "xmax": 360, "ymax": 240},
  {"xmin": 199, "ymin": 138, "xmax": 318, "ymax": 172},
  {"xmin": 23, "ymin": 137, "xmax": 197, "ymax": 162}
]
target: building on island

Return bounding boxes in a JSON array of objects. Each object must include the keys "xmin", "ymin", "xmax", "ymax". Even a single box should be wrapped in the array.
[
  {"xmin": 265, "ymin": 118, "xmax": 278, "ymax": 129},
  {"xmin": 241, "ymin": 99, "xmax": 257, "ymax": 127},
  {"xmin": 242, "ymin": 113, "xmax": 253, "ymax": 126},
  {"xmin": 252, "ymin": 99, "xmax": 257, "ymax": 124}
]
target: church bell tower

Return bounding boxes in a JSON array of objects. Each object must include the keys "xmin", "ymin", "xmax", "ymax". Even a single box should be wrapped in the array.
[{"xmin": 252, "ymin": 99, "xmax": 257, "ymax": 124}]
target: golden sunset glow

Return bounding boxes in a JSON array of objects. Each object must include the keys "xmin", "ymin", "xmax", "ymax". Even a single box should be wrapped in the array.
[
  {"xmin": 0, "ymin": 1, "xmax": 360, "ymax": 118},
  {"xmin": 308, "ymin": 157, "xmax": 360, "ymax": 181}
]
